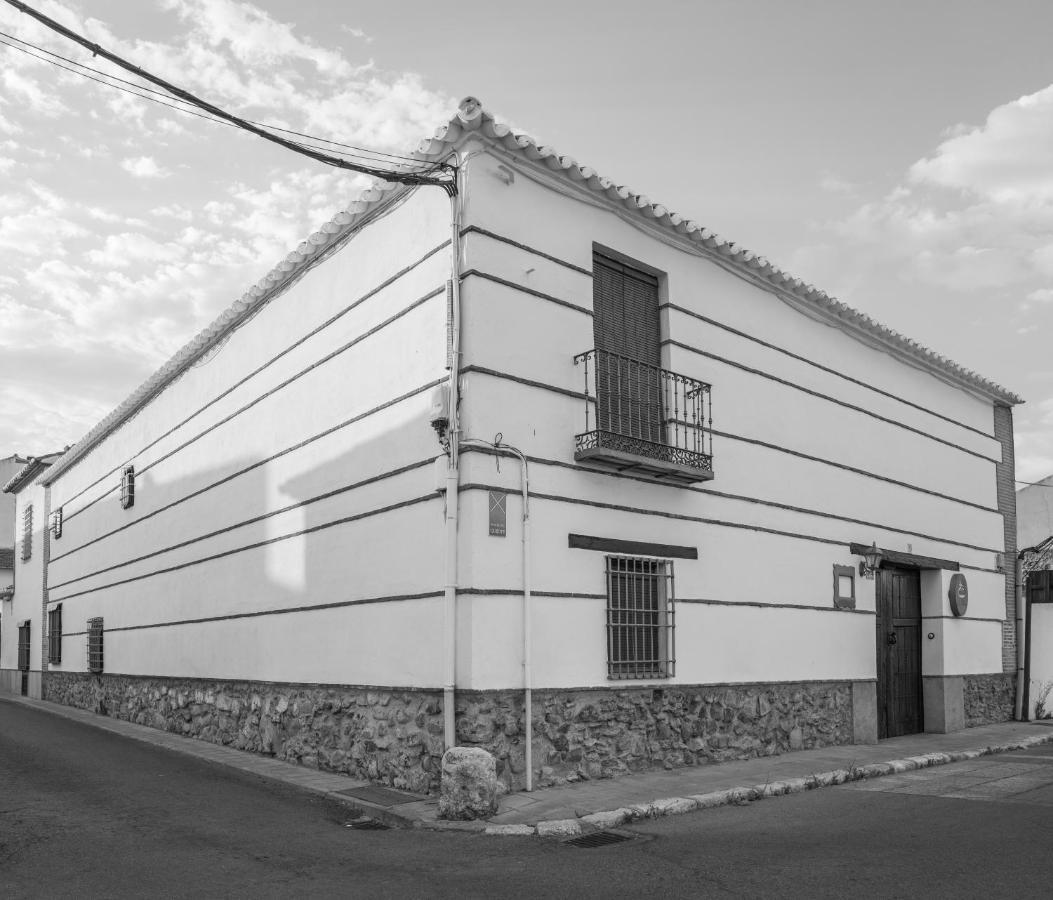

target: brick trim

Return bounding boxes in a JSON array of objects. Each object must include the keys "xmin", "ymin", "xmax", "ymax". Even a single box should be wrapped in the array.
[{"xmin": 993, "ymin": 405, "xmax": 1017, "ymax": 673}]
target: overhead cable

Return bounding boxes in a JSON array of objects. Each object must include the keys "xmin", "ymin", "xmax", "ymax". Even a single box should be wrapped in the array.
[
  {"xmin": 1, "ymin": 0, "xmax": 454, "ymax": 188},
  {"xmin": 0, "ymin": 27, "xmax": 429, "ymax": 169}
]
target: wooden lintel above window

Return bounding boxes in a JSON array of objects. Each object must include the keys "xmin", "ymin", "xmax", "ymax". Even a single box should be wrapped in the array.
[
  {"xmin": 848, "ymin": 542, "xmax": 959, "ymax": 572},
  {"xmin": 569, "ymin": 533, "xmax": 698, "ymax": 560}
]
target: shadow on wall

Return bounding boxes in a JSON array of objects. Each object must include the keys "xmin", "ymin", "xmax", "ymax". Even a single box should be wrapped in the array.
[{"xmin": 45, "ymin": 406, "xmax": 454, "ymax": 793}]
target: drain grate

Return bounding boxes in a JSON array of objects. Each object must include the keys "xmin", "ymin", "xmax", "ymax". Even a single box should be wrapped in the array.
[
  {"xmin": 346, "ymin": 819, "xmax": 390, "ymax": 831},
  {"xmin": 335, "ymin": 785, "xmax": 422, "ymax": 807},
  {"xmin": 565, "ymin": 830, "xmax": 633, "ymax": 849}
]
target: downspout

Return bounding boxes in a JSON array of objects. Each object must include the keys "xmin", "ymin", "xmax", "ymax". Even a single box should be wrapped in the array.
[
  {"xmin": 462, "ymin": 436, "xmax": 532, "ymax": 791},
  {"xmin": 1016, "ymin": 558, "xmax": 1027, "ymax": 720},
  {"xmin": 442, "ymin": 161, "xmax": 464, "ymax": 751}
]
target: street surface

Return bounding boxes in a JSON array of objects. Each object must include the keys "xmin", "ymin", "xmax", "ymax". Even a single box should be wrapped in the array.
[{"xmin": 2, "ymin": 698, "xmax": 1053, "ymax": 899}]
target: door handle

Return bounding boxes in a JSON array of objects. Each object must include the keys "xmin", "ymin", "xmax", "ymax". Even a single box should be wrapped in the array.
[{"xmin": 887, "ymin": 631, "xmax": 898, "ymax": 645}]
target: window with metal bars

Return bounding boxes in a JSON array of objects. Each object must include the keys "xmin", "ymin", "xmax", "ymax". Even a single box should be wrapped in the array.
[
  {"xmin": 48, "ymin": 604, "xmax": 62, "ymax": 664},
  {"xmin": 120, "ymin": 466, "xmax": 135, "ymax": 509},
  {"xmin": 87, "ymin": 617, "xmax": 104, "ymax": 674},
  {"xmin": 21, "ymin": 503, "xmax": 32, "ymax": 560},
  {"xmin": 605, "ymin": 556, "xmax": 675, "ymax": 679},
  {"xmin": 17, "ymin": 621, "xmax": 31, "ymax": 671},
  {"xmin": 51, "ymin": 506, "xmax": 63, "ymax": 540}
]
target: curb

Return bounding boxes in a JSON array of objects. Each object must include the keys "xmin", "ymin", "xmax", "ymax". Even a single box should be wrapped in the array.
[{"xmin": 476, "ymin": 732, "xmax": 1053, "ymax": 838}]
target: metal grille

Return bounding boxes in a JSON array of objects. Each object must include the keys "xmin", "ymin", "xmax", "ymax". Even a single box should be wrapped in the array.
[
  {"xmin": 48, "ymin": 604, "xmax": 62, "ymax": 664},
  {"xmin": 87, "ymin": 617, "xmax": 104, "ymax": 674},
  {"xmin": 565, "ymin": 830, "xmax": 634, "ymax": 848},
  {"xmin": 21, "ymin": 503, "xmax": 32, "ymax": 560},
  {"xmin": 17, "ymin": 622, "xmax": 31, "ymax": 671},
  {"xmin": 575, "ymin": 348, "xmax": 713, "ymax": 473},
  {"xmin": 51, "ymin": 507, "xmax": 63, "ymax": 539},
  {"xmin": 120, "ymin": 466, "xmax": 135, "ymax": 509},
  {"xmin": 606, "ymin": 556, "xmax": 674, "ymax": 680}
]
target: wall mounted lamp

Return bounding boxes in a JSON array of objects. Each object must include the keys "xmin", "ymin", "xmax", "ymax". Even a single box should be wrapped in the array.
[{"xmin": 858, "ymin": 542, "xmax": 884, "ymax": 579}]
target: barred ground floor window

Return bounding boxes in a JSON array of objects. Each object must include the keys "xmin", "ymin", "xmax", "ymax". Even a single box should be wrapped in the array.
[
  {"xmin": 48, "ymin": 604, "xmax": 62, "ymax": 664},
  {"xmin": 606, "ymin": 555, "xmax": 675, "ymax": 679},
  {"xmin": 87, "ymin": 617, "xmax": 104, "ymax": 674}
]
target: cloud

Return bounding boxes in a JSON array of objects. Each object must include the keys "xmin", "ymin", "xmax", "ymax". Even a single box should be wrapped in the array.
[
  {"xmin": 121, "ymin": 156, "xmax": 169, "ymax": 178},
  {"xmin": 819, "ymin": 172, "xmax": 856, "ymax": 196},
  {"xmin": 910, "ymin": 84, "xmax": 1053, "ymax": 203},
  {"xmin": 85, "ymin": 232, "xmax": 186, "ymax": 269}
]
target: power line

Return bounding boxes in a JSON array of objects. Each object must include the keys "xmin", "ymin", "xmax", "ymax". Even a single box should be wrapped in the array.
[
  {"xmin": 1018, "ymin": 479, "xmax": 1053, "ymax": 488},
  {"xmin": 1, "ymin": 0, "xmax": 454, "ymax": 189},
  {"xmin": 0, "ymin": 27, "xmax": 430, "ymax": 169}
]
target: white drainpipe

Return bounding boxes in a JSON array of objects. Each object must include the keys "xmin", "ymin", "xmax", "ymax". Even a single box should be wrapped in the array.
[
  {"xmin": 1016, "ymin": 558, "xmax": 1027, "ymax": 721},
  {"xmin": 442, "ymin": 163, "xmax": 464, "ymax": 751},
  {"xmin": 462, "ymin": 437, "xmax": 533, "ymax": 791}
]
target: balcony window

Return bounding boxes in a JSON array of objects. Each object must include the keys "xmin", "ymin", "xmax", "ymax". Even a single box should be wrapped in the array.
[
  {"xmin": 579, "ymin": 250, "xmax": 713, "ymax": 482},
  {"xmin": 575, "ymin": 348, "xmax": 713, "ymax": 482}
]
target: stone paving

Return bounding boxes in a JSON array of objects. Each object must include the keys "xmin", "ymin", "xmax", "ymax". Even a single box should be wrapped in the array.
[{"xmin": 4, "ymin": 692, "xmax": 1052, "ymax": 835}]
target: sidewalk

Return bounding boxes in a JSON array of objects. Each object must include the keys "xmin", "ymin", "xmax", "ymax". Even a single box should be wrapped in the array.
[{"xmin": 4, "ymin": 692, "xmax": 1052, "ymax": 836}]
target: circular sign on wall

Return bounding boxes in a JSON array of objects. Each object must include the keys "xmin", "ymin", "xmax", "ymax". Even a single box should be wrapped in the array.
[{"xmin": 948, "ymin": 573, "xmax": 969, "ymax": 616}]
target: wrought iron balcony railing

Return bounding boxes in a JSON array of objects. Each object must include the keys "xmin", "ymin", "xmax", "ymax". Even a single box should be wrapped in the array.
[{"xmin": 574, "ymin": 348, "xmax": 714, "ymax": 483}]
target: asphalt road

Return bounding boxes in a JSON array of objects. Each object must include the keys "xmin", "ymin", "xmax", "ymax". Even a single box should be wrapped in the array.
[{"xmin": 3, "ymin": 698, "xmax": 1053, "ymax": 899}]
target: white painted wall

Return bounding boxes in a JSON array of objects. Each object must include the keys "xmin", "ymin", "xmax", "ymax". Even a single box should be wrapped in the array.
[
  {"xmin": 0, "ymin": 479, "xmax": 48, "ymax": 690},
  {"xmin": 1030, "ymin": 604, "xmax": 1053, "ymax": 719},
  {"xmin": 455, "ymin": 147, "xmax": 1009, "ymax": 691},
  {"xmin": 45, "ymin": 187, "xmax": 453, "ymax": 688}
]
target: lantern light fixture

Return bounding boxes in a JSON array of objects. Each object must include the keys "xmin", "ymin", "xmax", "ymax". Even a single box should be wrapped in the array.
[{"xmin": 858, "ymin": 542, "xmax": 884, "ymax": 579}]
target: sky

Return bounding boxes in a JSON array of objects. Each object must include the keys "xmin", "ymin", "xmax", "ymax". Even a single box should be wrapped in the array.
[{"xmin": 1, "ymin": 0, "xmax": 1052, "ymax": 484}]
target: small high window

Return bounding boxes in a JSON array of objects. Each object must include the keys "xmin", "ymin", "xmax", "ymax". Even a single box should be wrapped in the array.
[
  {"xmin": 120, "ymin": 466, "xmax": 135, "ymax": 509},
  {"xmin": 21, "ymin": 504, "xmax": 32, "ymax": 560},
  {"xmin": 51, "ymin": 507, "xmax": 63, "ymax": 540},
  {"xmin": 87, "ymin": 617, "xmax": 104, "ymax": 674},
  {"xmin": 48, "ymin": 604, "xmax": 62, "ymax": 664},
  {"xmin": 605, "ymin": 556, "xmax": 675, "ymax": 680}
]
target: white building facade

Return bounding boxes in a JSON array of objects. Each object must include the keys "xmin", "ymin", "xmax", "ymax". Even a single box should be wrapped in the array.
[{"xmin": 1, "ymin": 100, "xmax": 1022, "ymax": 792}]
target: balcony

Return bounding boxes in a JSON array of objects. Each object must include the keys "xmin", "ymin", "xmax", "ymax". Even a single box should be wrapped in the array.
[{"xmin": 574, "ymin": 348, "xmax": 714, "ymax": 484}]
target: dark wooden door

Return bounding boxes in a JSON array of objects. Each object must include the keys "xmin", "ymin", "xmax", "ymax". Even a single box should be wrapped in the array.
[
  {"xmin": 17, "ymin": 621, "xmax": 30, "ymax": 696},
  {"xmin": 876, "ymin": 567, "xmax": 923, "ymax": 738}
]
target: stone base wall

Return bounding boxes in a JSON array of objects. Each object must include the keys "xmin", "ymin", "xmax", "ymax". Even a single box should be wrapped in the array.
[
  {"xmin": 44, "ymin": 673, "xmax": 855, "ymax": 793},
  {"xmin": 963, "ymin": 673, "xmax": 1016, "ymax": 727},
  {"xmin": 459, "ymin": 681, "xmax": 854, "ymax": 790},
  {"xmin": 44, "ymin": 672, "xmax": 445, "ymax": 793}
]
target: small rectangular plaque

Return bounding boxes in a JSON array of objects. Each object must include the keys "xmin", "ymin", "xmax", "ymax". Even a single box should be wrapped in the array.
[{"xmin": 489, "ymin": 490, "xmax": 507, "ymax": 536}]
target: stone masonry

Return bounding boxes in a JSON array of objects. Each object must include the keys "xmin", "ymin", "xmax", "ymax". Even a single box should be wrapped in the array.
[
  {"xmin": 964, "ymin": 673, "xmax": 1016, "ymax": 727},
  {"xmin": 46, "ymin": 673, "xmax": 855, "ymax": 793}
]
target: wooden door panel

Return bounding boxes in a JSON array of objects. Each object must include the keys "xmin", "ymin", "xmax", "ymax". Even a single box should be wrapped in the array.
[{"xmin": 877, "ymin": 567, "xmax": 923, "ymax": 738}]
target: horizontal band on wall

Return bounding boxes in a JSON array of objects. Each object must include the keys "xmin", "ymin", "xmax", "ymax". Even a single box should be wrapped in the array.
[
  {"xmin": 678, "ymin": 597, "xmax": 875, "ymax": 616},
  {"xmin": 666, "ymin": 339, "xmax": 995, "ymax": 465},
  {"xmin": 849, "ymin": 542, "xmax": 960, "ymax": 572},
  {"xmin": 49, "ymin": 457, "xmax": 436, "ymax": 591},
  {"xmin": 461, "ymin": 481, "xmax": 845, "ymax": 549},
  {"xmin": 95, "ymin": 590, "xmax": 446, "ymax": 634},
  {"xmin": 663, "ymin": 302, "xmax": 994, "ymax": 441},
  {"xmin": 458, "ymin": 588, "xmax": 607, "ymax": 599},
  {"xmin": 44, "ymin": 670, "xmax": 445, "ymax": 693},
  {"xmin": 448, "ymin": 225, "xmax": 995, "ymax": 445},
  {"xmin": 921, "ymin": 615, "xmax": 1005, "ymax": 623},
  {"xmin": 64, "ymin": 285, "xmax": 446, "ymax": 525},
  {"xmin": 49, "ymin": 492, "xmax": 440, "ymax": 603},
  {"xmin": 461, "ymin": 226, "xmax": 594, "ymax": 277},
  {"xmin": 54, "ymin": 238, "xmax": 451, "ymax": 511},
  {"xmin": 461, "ymin": 269, "xmax": 591, "ymax": 317},
  {"xmin": 499, "ymin": 451, "xmax": 1002, "ymax": 557},
  {"xmin": 568, "ymin": 533, "xmax": 698, "ymax": 559},
  {"xmin": 459, "ymin": 366, "xmax": 1000, "ymax": 517},
  {"xmin": 49, "ymin": 379, "xmax": 445, "ymax": 566}
]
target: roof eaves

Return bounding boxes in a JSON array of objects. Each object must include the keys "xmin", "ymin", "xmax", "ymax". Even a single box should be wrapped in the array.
[
  {"xmin": 427, "ymin": 99, "xmax": 1021, "ymax": 407},
  {"xmin": 2, "ymin": 452, "xmax": 61, "ymax": 494}
]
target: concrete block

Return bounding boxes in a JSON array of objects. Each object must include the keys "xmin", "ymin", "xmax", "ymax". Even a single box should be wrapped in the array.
[
  {"xmin": 924, "ymin": 676, "xmax": 965, "ymax": 733},
  {"xmin": 851, "ymin": 681, "xmax": 878, "ymax": 744},
  {"xmin": 535, "ymin": 818, "xmax": 581, "ymax": 837}
]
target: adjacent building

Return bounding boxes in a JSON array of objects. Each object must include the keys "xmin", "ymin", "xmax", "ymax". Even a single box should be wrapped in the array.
[
  {"xmin": 0, "ymin": 99, "xmax": 1024, "ymax": 792},
  {"xmin": 1018, "ymin": 475, "xmax": 1053, "ymax": 719}
]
